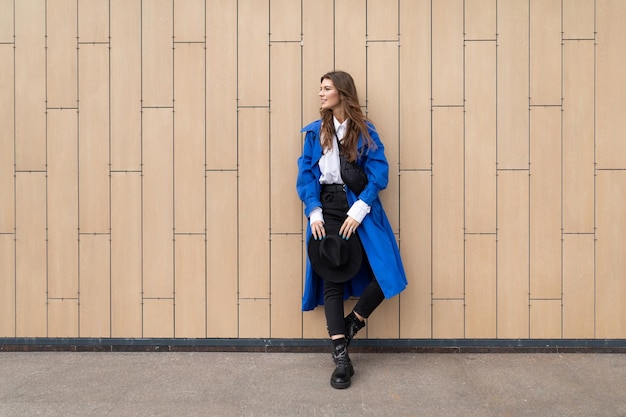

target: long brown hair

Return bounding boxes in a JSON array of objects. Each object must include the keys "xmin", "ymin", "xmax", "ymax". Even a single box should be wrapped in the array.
[{"xmin": 320, "ymin": 71, "xmax": 376, "ymax": 162}]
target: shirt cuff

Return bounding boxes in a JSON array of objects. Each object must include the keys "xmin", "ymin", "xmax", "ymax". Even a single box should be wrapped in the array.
[
  {"xmin": 347, "ymin": 199, "xmax": 371, "ymax": 224},
  {"xmin": 309, "ymin": 207, "xmax": 324, "ymax": 225}
]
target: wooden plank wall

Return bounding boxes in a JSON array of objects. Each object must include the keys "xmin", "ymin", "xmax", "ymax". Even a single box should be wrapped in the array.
[{"xmin": 0, "ymin": 0, "xmax": 624, "ymax": 340}]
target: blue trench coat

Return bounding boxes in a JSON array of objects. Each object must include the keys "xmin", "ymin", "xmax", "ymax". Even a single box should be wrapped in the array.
[{"xmin": 297, "ymin": 119, "xmax": 408, "ymax": 311}]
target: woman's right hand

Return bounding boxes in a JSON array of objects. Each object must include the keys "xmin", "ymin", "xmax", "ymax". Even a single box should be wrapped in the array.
[{"xmin": 311, "ymin": 220, "xmax": 326, "ymax": 240}]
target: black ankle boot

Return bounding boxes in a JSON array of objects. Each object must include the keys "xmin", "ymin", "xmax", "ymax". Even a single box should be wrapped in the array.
[
  {"xmin": 330, "ymin": 338, "xmax": 354, "ymax": 389},
  {"xmin": 344, "ymin": 312, "xmax": 365, "ymax": 346}
]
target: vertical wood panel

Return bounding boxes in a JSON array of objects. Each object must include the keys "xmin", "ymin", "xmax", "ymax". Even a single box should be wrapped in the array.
[
  {"xmin": 174, "ymin": 43, "xmax": 205, "ymax": 233},
  {"xmin": 206, "ymin": 171, "xmax": 238, "ymax": 338},
  {"xmin": 497, "ymin": 0, "xmax": 530, "ymax": 169},
  {"xmin": 497, "ymin": 171, "xmax": 529, "ymax": 338},
  {"xmin": 530, "ymin": 108, "xmax": 561, "ymax": 299},
  {"xmin": 432, "ymin": 108, "xmax": 464, "ymax": 298},
  {"xmin": 270, "ymin": 235, "xmax": 302, "ymax": 338},
  {"xmin": 530, "ymin": 300, "xmax": 561, "ymax": 338},
  {"xmin": 143, "ymin": 299, "xmax": 174, "ymax": 338},
  {"xmin": 175, "ymin": 235, "xmax": 206, "ymax": 338},
  {"xmin": 433, "ymin": 300, "xmax": 464, "ymax": 338},
  {"xmin": 142, "ymin": 0, "xmax": 173, "ymax": 107},
  {"xmin": 206, "ymin": 0, "xmax": 237, "ymax": 169},
  {"xmin": 238, "ymin": 0, "xmax": 269, "ymax": 106},
  {"xmin": 0, "ymin": 0, "xmax": 13, "ymax": 41},
  {"xmin": 238, "ymin": 108, "xmax": 270, "ymax": 298},
  {"xmin": 0, "ymin": 44, "xmax": 14, "ymax": 232},
  {"xmin": 270, "ymin": 0, "xmax": 300, "ymax": 41},
  {"xmin": 111, "ymin": 173, "xmax": 142, "ymax": 337},
  {"xmin": 239, "ymin": 299, "xmax": 270, "ymax": 338},
  {"xmin": 174, "ymin": 0, "xmax": 204, "ymax": 42},
  {"xmin": 46, "ymin": 0, "xmax": 77, "ymax": 108},
  {"xmin": 367, "ymin": 0, "xmax": 398, "ymax": 41},
  {"xmin": 79, "ymin": 44, "xmax": 110, "ymax": 233},
  {"xmin": 110, "ymin": 0, "xmax": 141, "ymax": 171},
  {"xmin": 270, "ymin": 43, "xmax": 302, "ymax": 233},
  {"xmin": 465, "ymin": 42, "xmax": 496, "ymax": 233},
  {"xmin": 15, "ymin": 173, "xmax": 47, "ymax": 337},
  {"xmin": 466, "ymin": 235, "xmax": 497, "ymax": 338},
  {"xmin": 79, "ymin": 234, "xmax": 110, "ymax": 337},
  {"xmin": 465, "ymin": 0, "xmax": 496, "ymax": 40},
  {"xmin": 0, "ymin": 235, "xmax": 15, "ymax": 336},
  {"xmin": 596, "ymin": 0, "xmax": 626, "ymax": 169},
  {"xmin": 399, "ymin": 171, "xmax": 432, "ymax": 339},
  {"xmin": 78, "ymin": 0, "xmax": 108, "ymax": 43},
  {"xmin": 530, "ymin": 0, "xmax": 561, "ymax": 105},
  {"xmin": 596, "ymin": 171, "xmax": 626, "ymax": 338},
  {"xmin": 368, "ymin": 298, "xmax": 400, "ymax": 340},
  {"xmin": 335, "ymin": 0, "xmax": 366, "ymax": 88},
  {"xmin": 432, "ymin": 0, "xmax": 463, "ymax": 105},
  {"xmin": 15, "ymin": 0, "xmax": 46, "ymax": 170},
  {"xmin": 143, "ymin": 109, "xmax": 174, "ymax": 298},
  {"xmin": 563, "ymin": 0, "xmax": 595, "ymax": 39},
  {"xmin": 563, "ymin": 42, "xmax": 594, "ymax": 233},
  {"xmin": 48, "ymin": 299, "xmax": 78, "ymax": 337},
  {"xmin": 47, "ymin": 110, "xmax": 78, "ymax": 299},
  {"xmin": 563, "ymin": 234, "xmax": 594, "ymax": 338},
  {"xmin": 399, "ymin": 0, "xmax": 431, "ymax": 170}
]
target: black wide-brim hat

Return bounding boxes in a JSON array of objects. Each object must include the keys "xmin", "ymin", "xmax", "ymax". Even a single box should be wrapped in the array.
[{"xmin": 308, "ymin": 223, "xmax": 362, "ymax": 283}]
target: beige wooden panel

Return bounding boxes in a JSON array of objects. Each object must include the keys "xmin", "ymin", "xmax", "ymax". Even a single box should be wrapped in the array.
[
  {"xmin": 78, "ymin": 44, "xmax": 110, "ymax": 233},
  {"xmin": 174, "ymin": 0, "xmax": 204, "ymax": 42},
  {"xmin": 270, "ymin": 43, "xmax": 302, "ymax": 233},
  {"xmin": 433, "ymin": 300, "xmax": 464, "ymax": 339},
  {"xmin": 303, "ymin": 308, "xmax": 329, "ymax": 339},
  {"xmin": 530, "ymin": 108, "xmax": 561, "ymax": 299},
  {"xmin": 238, "ymin": 0, "xmax": 269, "ymax": 106},
  {"xmin": 466, "ymin": 235, "xmax": 497, "ymax": 338},
  {"xmin": 399, "ymin": 0, "xmax": 431, "ymax": 170},
  {"xmin": 432, "ymin": 0, "xmax": 463, "ymax": 105},
  {"xmin": 465, "ymin": 42, "xmax": 496, "ymax": 233},
  {"xmin": 399, "ymin": 171, "xmax": 432, "ymax": 338},
  {"xmin": 15, "ymin": 0, "xmax": 46, "ymax": 170},
  {"xmin": 596, "ymin": 1, "xmax": 626, "ymax": 169},
  {"xmin": 563, "ymin": 234, "xmax": 594, "ymax": 338},
  {"xmin": 368, "ymin": 297, "xmax": 400, "ymax": 340},
  {"xmin": 174, "ymin": 43, "xmax": 205, "ymax": 234},
  {"xmin": 432, "ymin": 108, "xmax": 464, "ymax": 298},
  {"xmin": 302, "ymin": 0, "xmax": 333, "ymax": 121},
  {"xmin": 529, "ymin": 0, "xmax": 561, "ymax": 105},
  {"xmin": 563, "ymin": 0, "xmax": 595, "ymax": 39},
  {"xmin": 238, "ymin": 108, "xmax": 270, "ymax": 298},
  {"xmin": 78, "ymin": 0, "xmax": 108, "ymax": 43},
  {"xmin": 270, "ymin": 235, "xmax": 302, "ymax": 338},
  {"xmin": 335, "ymin": 0, "xmax": 366, "ymax": 89},
  {"xmin": 46, "ymin": 0, "xmax": 77, "ymax": 108},
  {"xmin": 0, "ymin": 44, "xmax": 14, "ymax": 232},
  {"xmin": 596, "ymin": 171, "xmax": 626, "ymax": 338},
  {"xmin": 175, "ymin": 235, "xmax": 206, "ymax": 338},
  {"xmin": 0, "ymin": 0, "xmax": 12, "ymax": 41},
  {"xmin": 48, "ymin": 299, "xmax": 78, "ymax": 337},
  {"xmin": 110, "ymin": 0, "xmax": 141, "ymax": 171},
  {"xmin": 239, "ymin": 299, "xmax": 270, "ymax": 338},
  {"xmin": 206, "ymin": 171, "xmax": 238, "ymax": 338},
  {"xmin": 369, "ymin": 42, "xmax": 399, "ymax": 230},
  {"xmin": 497, "ymin": 171, "xmax": 529, "ymax": 338},
  {"xmin": 0, "ymin": 235, "xmax": 15, "ymax": 336},
  {"xmin": 79, "ymin": 234, "xmax": 110, "ymax": 337},
  {"xmin": 563, "ymin": 42, "xmax": 594, "ymax": 233},
  {"xmin": 142, "ymin": 0, "xmax": 173, "ymax": 107},
  {"xmin": 111, "ymin": 172, "xmax": 142, "ymax": 338},
  {"xmin": 143, "ymin": 299, "xmax": 174, "ymax": 338},
  {"xmin": 206, "ymin": 0, "xmax": 237, "ymax": 170},
  {"xmin": 497, "ymin": 0, "xmax": 529, "ymax": 169},
  {"xmin": 270, "ymin": 0, "xmax": 300, "ymax": 41},
  {"xmin": 47, "ymin": 110, "xmax": 78, "ymax": 299},
  {"xmin": 15, "ymin": 173, "xmax": 47, "ymax": 337},
  {"xmin": 367, "ymin": 0, "xmax": 398, "ymax": 40},
  {"xmin": 530, "ymin": 300, "xmax": 561, "ymax": 339},
  {"xmin": 143, "ymin": 109, "xmax": 174, "ymax": 298},
  {"xmin": 465, "ymin": 0, "xmax": 496, "ymax": 40}
]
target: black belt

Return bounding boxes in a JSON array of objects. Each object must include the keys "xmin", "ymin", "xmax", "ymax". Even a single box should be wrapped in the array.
[{"xmin": 321, "ymin": 184, "xmax": 345, "ymax": 192}]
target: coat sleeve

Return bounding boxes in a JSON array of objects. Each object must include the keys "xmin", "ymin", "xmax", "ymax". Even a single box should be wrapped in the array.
[
  {"xmin": 357, "ymin": 126, "xmax": 389, "ymax": 206},
  {"xmin": 296, "ymin": 131, "xmax": 322, "ymax": 218}
]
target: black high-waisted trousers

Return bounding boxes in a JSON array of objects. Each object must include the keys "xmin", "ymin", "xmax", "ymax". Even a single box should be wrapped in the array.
[{"xmin": 319, "ymin": 185, "xmax": 385, "ymax": 336}]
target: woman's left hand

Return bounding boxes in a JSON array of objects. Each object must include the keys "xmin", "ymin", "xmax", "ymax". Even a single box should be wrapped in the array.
[{"xmin": 340, "ymin": 216, "xmax": 360, "ymax": 240}]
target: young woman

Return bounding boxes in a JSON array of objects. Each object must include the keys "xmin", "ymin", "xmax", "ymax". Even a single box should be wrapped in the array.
[{"xmin": 296, "ymin": 71, "xmax": 408, "ymax": 389}]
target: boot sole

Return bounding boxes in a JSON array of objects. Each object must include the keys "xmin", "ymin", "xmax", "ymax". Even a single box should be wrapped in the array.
[{"xmin": 330, "ymin": 368, "xmax": 355, "ymax": 389}]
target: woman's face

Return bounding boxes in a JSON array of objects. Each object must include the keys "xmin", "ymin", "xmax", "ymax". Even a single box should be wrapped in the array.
[{"xmin": 319, "ymin": 78, "xmax": 341, "ymax": 113}]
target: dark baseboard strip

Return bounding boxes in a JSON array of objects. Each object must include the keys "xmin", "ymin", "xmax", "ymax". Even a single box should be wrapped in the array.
[{"xmin": 1, "ymin": 338, "xmax": 625, "ymax": 353}]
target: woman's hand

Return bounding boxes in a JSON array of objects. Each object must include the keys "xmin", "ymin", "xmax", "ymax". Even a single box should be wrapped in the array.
[
  {"xmin": 340, "ymin": 216, "xmax": 360, "ymax": 240},
  {"xmin": 311, "ymin": 220, "xmax": 326, "ymax": 240}
]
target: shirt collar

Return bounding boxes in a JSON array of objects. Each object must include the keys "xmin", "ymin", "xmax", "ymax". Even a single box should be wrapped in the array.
[{"xmin": 333, "ymin": 116, "xmax": 349, "ymax": 136}]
